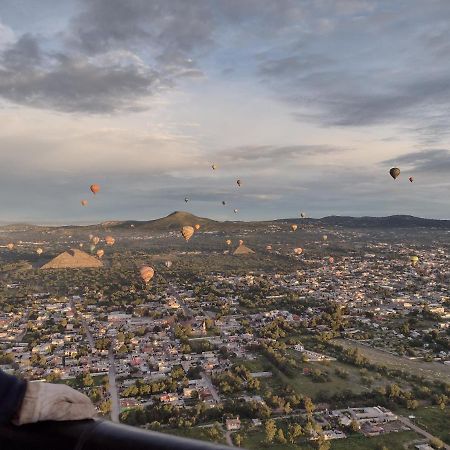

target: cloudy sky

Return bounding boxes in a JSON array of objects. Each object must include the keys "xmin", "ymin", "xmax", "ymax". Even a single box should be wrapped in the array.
[{"xmin": 0, "ymin": 0, "xmax": 449, "ymax": 224}]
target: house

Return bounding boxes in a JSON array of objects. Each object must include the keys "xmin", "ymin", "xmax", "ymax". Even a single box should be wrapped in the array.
[{"xmin": 225, "ymin": 417, "xmax": 241, "ymax": 431}]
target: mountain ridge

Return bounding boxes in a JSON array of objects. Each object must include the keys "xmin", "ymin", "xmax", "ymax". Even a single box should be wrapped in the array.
[{"xmin": 0, "ymin": 212, "xmax": 449, "ymax": 231}]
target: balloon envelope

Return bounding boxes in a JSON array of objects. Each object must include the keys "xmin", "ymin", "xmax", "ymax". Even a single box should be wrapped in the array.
[
  {"xmin": 90, "ymin": 184, "xmax": 100, "ymax": 194},
  {"xmin": 81, "ymin": 200, "xmax": 88, "ymax": 206},
  {"xmin": 291, "ymin": 224, "xmax": 298, "ymax": 231},
  {"xmin": 92, "ymin": 237, "xmax": 100, "ymax": 245},
  {"xmin": 294, "ymin": 247, "xmax": 303, "ymax": 255},
  {"xmin": 140, "ymin": 266, "xmax": 155, "ymax": 284},
  {"xmin": 389, "ymin": 168, "xmax": 400, "ymax": 179},
  {"xmin": 181, "ymin": 226, "xmax": 195, "ymax": 241},
  {"xmin": 226, "ymin": 239, "xmax": 232, "ymax": 246},
  {"xmin": 409, "ymin": 177, "xmax": 414, "ymax": 183},
  {"xmin": 194, "ymin": 224, "xmax": 201, "ymax": 230},
  {"xmin": 236, "ymin": 179, "xmax": 242, "ymax": 187},
  {"xmin": 105, "ymin": 236, "xmax": 115, "ymax": 246},
  {"xmin": 165, "ymin": 261, "xmax": 172, "ymax": 268},
  {"xmin": 36, "ymin": 248, "xmax": 43, "ymax": 255},
  {"xmin": 6, "ymin": 243, "xmax": 14, "ymax": 250},
  {"xmin": 96, "ymin": 249, "xmax": 104, "ymax": 258}
]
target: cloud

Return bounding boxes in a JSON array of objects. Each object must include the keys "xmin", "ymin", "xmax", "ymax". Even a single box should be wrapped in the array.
[{"xmin": 383, "ymin": 149, "xmax": 450, "ymax": 173}]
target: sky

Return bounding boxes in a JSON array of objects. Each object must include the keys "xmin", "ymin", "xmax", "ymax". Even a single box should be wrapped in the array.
[{"xmin": 0, "ymin": 0, "xmax": 449, "ymax": 224}]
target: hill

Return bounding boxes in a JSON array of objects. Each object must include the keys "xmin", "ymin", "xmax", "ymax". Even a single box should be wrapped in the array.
[{"xmin": 318, "ymin": 215, "xmax": 450, "ymax": 229}]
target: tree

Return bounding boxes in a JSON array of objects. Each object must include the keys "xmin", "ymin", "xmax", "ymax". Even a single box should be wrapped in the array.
[
  {"xmin": 429, "ymin": 437, "xmax": 445, "ymax": 449},
  {"xmin": 234, "ymin": 434, "xmax": 242, "ymax": 447},
  {"xmin": 264, "ymin": 419, "xmax": 277, "ymax": 444},
  {"xmin": 303, "ymin": 396, "xmax": 315, "ymax": 416},
  {"xmin": 288, "ymin": 424, "xmax": 303, "ymax": 443},
  {"xmin": 276, "ymin": 428, "xmax": 287, "ymax": 444}
]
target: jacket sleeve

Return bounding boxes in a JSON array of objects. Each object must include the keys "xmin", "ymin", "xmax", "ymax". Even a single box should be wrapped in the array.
[{"xmin": 0, "ymin": 370, "xmax": 27, "ymax": 424}]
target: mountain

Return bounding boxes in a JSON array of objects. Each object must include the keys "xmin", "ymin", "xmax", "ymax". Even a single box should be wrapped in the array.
[
  {"xmin": 317, "ymin": 215, "xmax": 450, "ymax": 229},
  {"xmin": 1, "ymin": 212, "xmax": 449, "ymax": 233},
  {"xmin": 109, "ymin": 211, "xmax": 221, "ymax": 231}
]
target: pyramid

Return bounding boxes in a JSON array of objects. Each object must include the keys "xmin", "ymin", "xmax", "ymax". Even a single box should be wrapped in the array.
[
  {"xmin": 233, "ymin": 243, "xmax": 255, "ymax": 255},
  {"xmin": 40, "ymin": 249, "xmax": 103, "ymax": 269}
]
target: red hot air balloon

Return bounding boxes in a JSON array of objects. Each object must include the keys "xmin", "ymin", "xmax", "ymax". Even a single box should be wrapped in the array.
[{"xmin": 90, "ymin": 184, "xmax": 100, "ymax": 194}]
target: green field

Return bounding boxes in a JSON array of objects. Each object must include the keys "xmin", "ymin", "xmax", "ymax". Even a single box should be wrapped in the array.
[
  {"xmin": 242, "ymin": 353, "xmax": 393, "ymax": 400},
  {"xmin": 242, "ymin": 429, "xmax": 421, "ymax": 450},
  {"xmin": 330, "ymin": 431, "xmax": 421, "ymax": 450},
  {"xmin": 397, "ymin": 406, "xmax": 450, "ymax": 444},
  {"xmin": 333, "ymin": 339, "xmax": 450, "ymax": 384}
]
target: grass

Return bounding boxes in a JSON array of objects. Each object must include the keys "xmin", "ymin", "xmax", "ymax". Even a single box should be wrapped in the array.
[
  {"xmin": 333, "ymin": 338, "xmax": 450, "ymax": 384},
  {"xmin": 396, "ymin": 406, "xmax": 450, "ymax": 444},
  {"xmin": 330, "ymin": 431, "xmax": 420, "ymax": 450},
  {"xmin": 251, "ymin": 352, "xmax": 391, "ymax": 400},
  {"xmin": 161, "ymin": 427, "xmax": 226, "ymax": 445},
  {"xmin": 242, "ymin": 429, "xmax": 421, "ymax": 450}
]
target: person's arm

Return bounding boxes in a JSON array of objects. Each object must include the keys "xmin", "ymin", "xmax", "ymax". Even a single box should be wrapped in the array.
[{"xmin": 0, "ymin": 370, "xmax": 27, "ymax": 424}]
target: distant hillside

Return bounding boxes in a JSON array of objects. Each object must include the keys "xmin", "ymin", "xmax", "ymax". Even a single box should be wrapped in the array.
[
  {"xmin": 110, "ymin": 211, "xmax": 221, "ymax": 231},
  {"xmin": 1, "ymin": 213, "xmax": 449, "ymax": 233},
  {"xmin": 318, "ymin": 215, "xmax": 450, "ymax": 229}
]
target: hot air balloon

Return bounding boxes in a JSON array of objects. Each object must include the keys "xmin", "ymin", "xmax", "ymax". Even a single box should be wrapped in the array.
[
  {"xmin": 222, "ymin": 201, "xmax": 226, "ymax": 206},
  {"xmin": 234, "ymin": 209, "xmax": 238, "ymax": 214},
  {"xmin": 181, "ymin": 226, "xmax": 195, "ymax": 241},
  {"xmin": 194, "ymin": 224, "xmax": 201, "ymax": 230},
  {"xmin": 81, "ymin": 200, "xmax": 88, "ymax": 206},
  {"xmin": 266, "ymin": 245, "xmax": 272, "ymax": 251},
  {"xmin": 105, "ymin": 236, "xmax": 115, "ymax": 246},
  {"xmin": 36, "ymin": 248, "xmax": 43, "ymax": 255},
  {"xmin": 291, "ymin": 224, "xmax": 298, "ymax": 232},
  {"xmin": 92, "ymin": 237, "xmax": 100, "ymax": 245},
  {"xmin": 226, "ymin": 239, "xmax": 232, "ymax": 246},
  {"xmin": 6, "ymin": 243, "xmax": 14, "ymax": 250},
  {"xmin": 130, "ymin": 224, "xmax": 135, "ymax": 228},
  {"xmin": 165, "ymin": 261, "xmax": 173, "ymax": 268},
  {"xmin": 96, "ymin": 249, "xmax": 104, "ymax": 258},
  {"xmin": 323, "ymin": 235, "xmax": 328, "ymax": 241},
  {"xmin": 294, "ymin": 247, "xmax": 303, "ymax": 255},
  {"xmin": 300, "ymin": 212, "xmax": 306, "ymax": 218},
  {"xmin": 89, "ymin": 234, "xmax": 94, "ymax": 240},
  {"xmin": 212, "ymin": 164, "xmax": 217, "ymax": 170},
  {"xmin": 329, "ymin": 256, "xmax": 334, "ymax": 264},
  {"xmin": 409, "ymin": 177, "xmax": 414, "ymax": 183},
  {"xmin": 410, "ymin": 255, "xmax": 419, "ymax": 266},
  {"xmin": 238, "ymin": 239, "xmax": 244, "ymax": 246},
  {"xmin": 140, "ymin": 266, "xmax": 155, "ymax": 284},
  {"xmin": 90, "ymin": 184, "xmax": 100, "ymax": 194},
  {"xmin": 184, "ymin": 197, "xmax": 189, "ymax": 203},
  {"xmin": 90, "ymin": 245, "xmax": 96, "ymax": 253},
  {"xmin": 236, "ymin": 179, "xmax": 242, "ymax": 187},
  {"xmin": 79, "ymin": 243, "xmax": 84, "ymax": 248},
  {"xmin": 389, "ymin": 168, "xmax": 400, "ymax": 179}
]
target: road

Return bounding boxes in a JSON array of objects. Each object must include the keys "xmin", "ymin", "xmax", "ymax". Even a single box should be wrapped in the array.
[
  {"xmin": 69, "ymin": 297, "xmax": 95, "ymax": 349},
  {"xmin": 397, "ymin": 415, "xmax": 449, "ymax": 449},
  {"xmin": 108, "ymin": 343, "xmax": 120, "ymax": 423},
  {"xmin": 200, "ymin": 372, "xmax": 220, "ymax": 403},
  {"xmin": 224, "ymin": 430, "xmax": 234, "ymax": 447}
]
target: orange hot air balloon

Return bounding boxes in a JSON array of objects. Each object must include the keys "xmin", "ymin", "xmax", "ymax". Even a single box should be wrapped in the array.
[
  {"xmin": 81, "ymin": 200, "xmax": 88, "ymax": 206},
  {"xmin": 294, "ymin": 247, "xmax": 303, "ymax": 255},
  {"xmin": 291, "ymin": 224, "xmax": 298, "ymax": 232},
  {"xmin": 92, "ymin": 237, "xmax": 100, "ymax": 245},
  {"xmin": 226, "ymin": 239, "xmax": 232, "ymax": 246},
  {"xmin": 36, "ymin": 248, "xmax": 43, "ymax": 255},
  {"xmin": 105, "ymin": 236, "xmax": 115, "ymax": 246},
  {"xmin": 181, "ymin": 226, "xmax": 195, "ymax": 241},
  {"xmin": 329, "ymin": 256, "xmax": 334, "ymax": 264},
  {"xmin": 140, "ymin": 266, "xmax": 154, "ymax": 284},
  {"xmin": 236, "ymin": 179, "xmax": 242, "ymax": 187},
  {"xmin": 194, "ymin": 224, "xmax": 201, "ymax": 230},
  {"xmin": 238, "ymin": 239, "xmax": 244, "ymax": 246},
  {"xmin": 90, "ymin": 184, "xmax": 100, "ymax": 194},
  {"xmin": 96, "ymin": 249, "xmax": 104, "ymax": 258},
  {"xmin": 7, "ymin": 243, "xmax": 14, "ymax": 250},
  {"xmin": 409, "ymin": 177, "xmax": 414, "ymax": 183}
]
